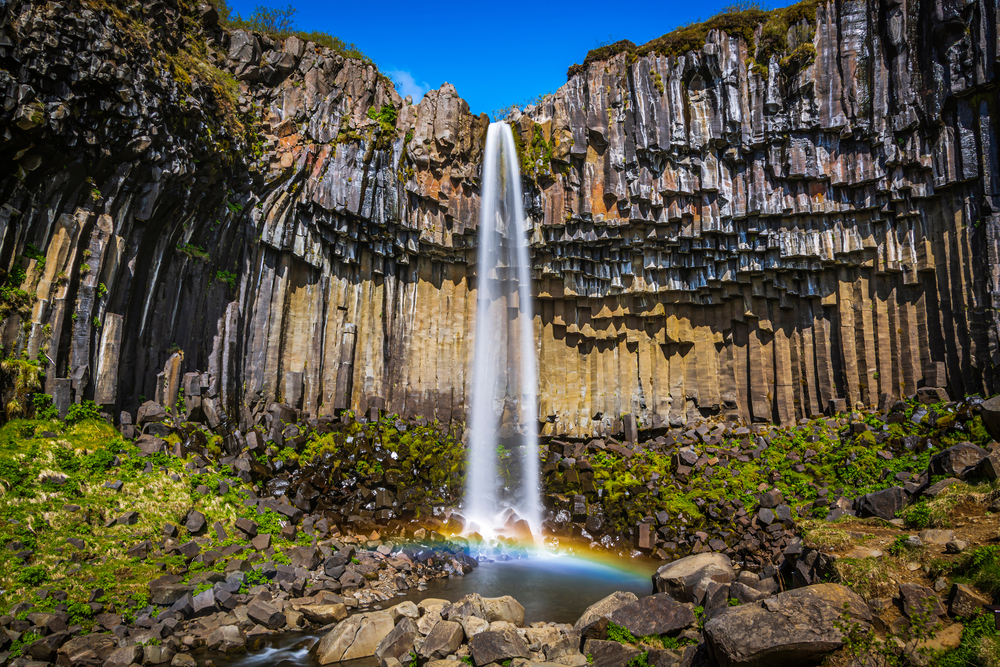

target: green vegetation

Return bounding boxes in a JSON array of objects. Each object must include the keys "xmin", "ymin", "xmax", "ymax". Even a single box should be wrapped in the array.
[
  {"xmin": 367, "ymin": 104, "xmax": 399, "ymax": 150},
  {"xmin": 607, "ymin": 621, "xmax": 638, "ymax": 644},
  {"xmin": 566, "ymin": 0, "xmax": 820, "ymax": 80},
  {"xmin": 949, "ymin": 545, "xmax": 1000, "ymax": 600},
  {"xmin": 0, "ymin": 358, "xmax": 43, "ymax": 419},
  {"xmin": 215, "ymin": 270, "xmax": 238, "ymax": 290},
  {"xmin": 177, "ymin": 242, "xmax": 211, "ymax": 262},
  {"xmin": 562, "ymin": 399, "xmax": 982, "ymax": 537},
  {"xmin": 836, "ymin": 598, "xmax": 942, "ymax": 666},
  {"xmin": 933, "ymin": 611, "xmax": 1000, "ymax": 667},
  {"xmin": 0, "ymin": 264, "xmax": 34, "ymax": 320},
  {"xmin": 207, "ymin": 0, "xmax": 372, "ymax": 64}
]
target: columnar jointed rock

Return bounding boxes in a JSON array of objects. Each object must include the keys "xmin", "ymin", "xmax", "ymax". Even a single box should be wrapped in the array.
[{"xmin": 0, "ymin": 0, "xmax": 997, "ymax": 434}]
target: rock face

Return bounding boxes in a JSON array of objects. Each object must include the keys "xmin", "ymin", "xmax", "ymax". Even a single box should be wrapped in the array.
[
  {"xmin": 703, "ymin": 583, "xmax": 871, "ymax": 666},
  {"xmin": 0, "ymin": 0, "xmax": 998, "ymax": 434}
]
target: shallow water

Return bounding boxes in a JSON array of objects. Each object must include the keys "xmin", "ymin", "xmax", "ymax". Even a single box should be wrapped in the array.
[{"xmin": 209, "ymin": 552, "xmax": 658, "ymax": 667}]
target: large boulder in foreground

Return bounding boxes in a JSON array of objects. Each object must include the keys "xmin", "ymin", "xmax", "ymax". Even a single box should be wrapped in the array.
[
  {"xmin": 574, "ymin": 591, "xmax": 638, "ymax": 630},
  {"xmin": 652, "ymin": 553, "xmax": 735, "ymax": 602},
  {"xmin": 469, "ymin": 628, "xmax": 530, "ymax": 666},
  {"xmin": 315, "ymin": 612, "xmax": 394, "ymax": 664},
  {"xmin": 607, "ymin": 593, "xmax": 696, "ymax": 637},
  {"xmin": 704, "ymin": 583, "xmax": 870, "ymax": 667}
]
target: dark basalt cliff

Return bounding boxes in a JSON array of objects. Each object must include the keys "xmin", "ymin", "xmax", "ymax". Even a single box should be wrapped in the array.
[{"xmin": 0, "ymin": 0, "xmax": 997, "ymax": 437}]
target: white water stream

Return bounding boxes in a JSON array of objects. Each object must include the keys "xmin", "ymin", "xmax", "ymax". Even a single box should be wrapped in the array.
[{"xmin": 464, "ymin": 122, "xmax": 540, "ymax": 540}]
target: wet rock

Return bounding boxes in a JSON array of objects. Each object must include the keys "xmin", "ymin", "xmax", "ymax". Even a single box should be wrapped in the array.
[
  {"xmin": 314, "ymin": 611, "xmax": 394, "ymax": 663},
  {"xmin": 206, "ymin": 625, "xmax": 245, "ymax": 653}
]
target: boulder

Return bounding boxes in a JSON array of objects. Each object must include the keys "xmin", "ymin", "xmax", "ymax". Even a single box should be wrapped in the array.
[
  {"xmin": 55, "ymin": 633, "xmax": 116, "ymax": 667},
  {"xmin": 314, "ymin": 611, "xmax": 394, "ymax": 663},
  {"xmin": 149, "ymin": 577, "xmax": 193, "ymax": 605},
  {"xmin": 375, "ymin": 617, "xmax": 419, "ymax": 662},
  {"xmin": 949, "ymin": 583, "xmax": 991, "ymax": 618},
  {"xmin": 483, "ymin": 596, "xmax": 525, "ymax": 626},
  {"xmin": 418, "ymin": 620, "xmax": 464, "ymax": 660},
  {"xmin": 104, "ymin": 645, "xmax": 142, "ymax": 667},
  {"xmin": 581, "ymin": 639, "xmax": 643, "ymax": 667},
  {"xmin": 469, "ymin": 628, "xmax": 531, "ymax": 666},
  {"xmin": 247, "ymin": 600, "xmax": 286, "ymax": 629},
  {"xmin": 899, "ymin": 583, "xmax": 946, "ymax": 620},
  {"xmin": 652, "ymin": 553, "xmax": 735, "ymax": 602},
  {"xmin": 856, "ymin": 487, "xmax": 908, "ymax": 520},
  {"xmin": 573, "ymin": 591, "xmax": 639, "ymax": 630},
  {"xmin": 137, "ymin": 401, "xmax": 168, "ymax": 425},
  {"xmin": 929, "ymin": 443, "xmax": 989, "ymax": 478},
  {"xmin": 206, "ymin": 625, "xmax": 245, "ymax": 653},
  {"xmin": 607, "ymin": 593, "xmax": 696, "ymax": 636},
  {"xmin": 704, "ymin": 584, "xmax": 870, "ymax": 667},
  {"xmin": 298, "ymin": 604, "xmax": 347, "ymax": 624},
  {"xmin": 968, "ymin": 453, "xmax": 1000, "ymax": 481}
]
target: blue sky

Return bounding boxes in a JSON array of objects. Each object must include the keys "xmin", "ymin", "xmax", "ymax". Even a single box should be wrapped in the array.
[{"xmin": 228, "ymin": 0, "xmax": 795, "ymax": 116}]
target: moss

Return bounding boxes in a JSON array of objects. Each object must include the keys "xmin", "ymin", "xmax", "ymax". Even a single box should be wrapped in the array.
[{"xmin": 565, "ymin": 0, "xmax": 822, "ymax": 80}]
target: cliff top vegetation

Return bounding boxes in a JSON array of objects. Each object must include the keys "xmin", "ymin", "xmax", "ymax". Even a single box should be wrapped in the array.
[
  {"xmin": 206, "ymin": 0, "xmax": 373, "ymax": 65},
  {"xmin": 566, "ymin": 0, "xmax": 821, "ymax": 78}
]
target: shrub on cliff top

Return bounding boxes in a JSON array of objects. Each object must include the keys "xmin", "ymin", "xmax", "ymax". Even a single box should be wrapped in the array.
[{"xmin": 210, "ymin": 0, "xmax": 372, "ymax": 64}]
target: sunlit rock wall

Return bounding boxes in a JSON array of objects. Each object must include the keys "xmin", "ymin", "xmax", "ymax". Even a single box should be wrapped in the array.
[{"xmin": 0, "ymin": 0, "xmax": 996, "ymax": 436}]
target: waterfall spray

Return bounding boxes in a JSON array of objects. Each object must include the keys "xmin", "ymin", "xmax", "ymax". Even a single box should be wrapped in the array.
[{"xmin": 465, "ymin": 122, "xmax": 540, "ymax": 540}]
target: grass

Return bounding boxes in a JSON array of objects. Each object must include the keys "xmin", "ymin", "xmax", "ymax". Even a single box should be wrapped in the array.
[
  {"xmin": 899, "ymin": 482, "xmax": 996, "ymax": 529},
  {"xmin": 830, "ymin": 557, "xmax": 899, "ymax": 601},
  {"xmin": 0, "ymin": 413, "xmax": 367, "ymax": 623},
  {"xmin": 951, "ymin": 546, "xmax": 1000, "ymax": 600},
  {"xmin": 565, "ymin": 0, "xmax": 821, "ymax": 79},
  {"xmin": 571, "ymin": 398, "xmax": 987, "ymax": 539}
]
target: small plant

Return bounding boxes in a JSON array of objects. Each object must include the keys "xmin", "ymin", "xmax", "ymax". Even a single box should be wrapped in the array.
[
  {"xmin": 834, "ymin": 597, "xmax": 941, "ymax": 667},
  {"xmin": 66, "ymin": 400, "xmax": 102, "ymax": 425},
  {"xmin": 18, "ymin": 565, "xmax": 49, "ymax": 586},
  {"xmin": 96, "ymin": 282, "xmax": 108, "ymax": 299},
  {"xmin": 607, "ymin": 621, "xmax": 637, "ymax": 644},
  {"xmin": 93, "ymin": 316, "xmax": 101, "ymax": 328}
]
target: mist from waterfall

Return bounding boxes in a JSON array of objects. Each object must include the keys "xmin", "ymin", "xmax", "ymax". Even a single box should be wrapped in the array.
[{"xmin": 465, "ymin": 122, "xmax": 540, "ymax": 540}]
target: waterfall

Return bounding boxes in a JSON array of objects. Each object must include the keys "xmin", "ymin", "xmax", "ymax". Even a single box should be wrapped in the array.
[{"xmin": 465, "ymin": 122, "xmax": 541, "ymax": 540}]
